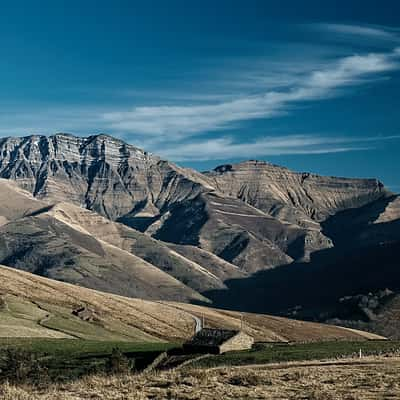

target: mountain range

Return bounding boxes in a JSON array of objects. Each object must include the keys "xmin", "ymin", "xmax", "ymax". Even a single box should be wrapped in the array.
[{"xmin": 0, "ymin": 133, "xmax": 399, "ymax": 338}]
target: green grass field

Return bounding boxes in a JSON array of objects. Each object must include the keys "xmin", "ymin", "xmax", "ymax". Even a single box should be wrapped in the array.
[
  {"xmin": 0, "ymin": 338, "xmax": 175, "ymax": 355},
  {"xmin": 192, "ymin": 340, "xmax": 400, "ymax": 368},
  {"xmin": 2, "ymin": 338, "xmax": 400, "ymax": 383},
  {"xmin": 0, "ymin": 339, "xmax": 176, "ymax": 382}
]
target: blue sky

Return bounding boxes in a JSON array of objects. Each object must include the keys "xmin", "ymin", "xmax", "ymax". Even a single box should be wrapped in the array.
[{"xmin": 1, "ymin": 1, "xmax": 400, "ymax": 191}]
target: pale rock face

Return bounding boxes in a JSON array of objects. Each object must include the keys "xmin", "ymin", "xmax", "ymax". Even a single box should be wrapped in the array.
[
  {"xmin": 374, "ymin": 195, "xmax": 400, "ymax": 224},
  {"xmin": 205, "ymin": 160, "xmax": 387, "ymax": 223},
  {"xmin": 0, "ymin": 134, "xmax": 212, "ymax": 221},
  {"xmin": 199, "ymin": 160, "xmax": 388, "ymax": 266}
]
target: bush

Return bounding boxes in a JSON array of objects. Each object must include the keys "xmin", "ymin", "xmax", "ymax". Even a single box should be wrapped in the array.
[
  {"xmin": 106, "ymin": 348, "xmax": 134, "ymax": 374},
  {"xmin": 0, "ymin": 348, "xmax": 48, "ymax": 384}
]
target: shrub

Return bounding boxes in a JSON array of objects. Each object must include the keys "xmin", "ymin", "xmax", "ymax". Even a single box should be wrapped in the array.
[
  {"xmin": 106, "ymin": 348, "xmax": 134, "ymax": 374},
  {"xmin": 0, "ymin": 348, "xmax": 48, "ymax": 384}
]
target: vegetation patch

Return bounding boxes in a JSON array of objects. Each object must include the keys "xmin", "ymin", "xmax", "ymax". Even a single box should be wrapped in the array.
[
  {"xmin": 191, "ymin": 340, "xmax": 400, "ymax": 368},
  {"xmin": 0, "ymin": 339, "xmax": 175, "ymax": 383}
]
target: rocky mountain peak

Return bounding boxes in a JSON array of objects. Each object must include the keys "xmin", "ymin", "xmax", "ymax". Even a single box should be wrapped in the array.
[
  {"xmin": 0, "ymin": 133, "xmax": 211, "ymax": 220},
  {"xmin": 0, "ymin": 132, "xmax": 160, "ymax": 168}
]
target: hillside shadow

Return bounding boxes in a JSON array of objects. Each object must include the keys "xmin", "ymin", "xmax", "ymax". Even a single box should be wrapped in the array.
[
  {"xmin": 201, "ymin": 197, "xmax": 400, "ymax": 318},
  {"xmin": 322, "ymin": 194, "xmax": 398, "ymax": 246},
  {"xmin": 202, "ymin": 240, "xmax": 400, "ymax": 317}
]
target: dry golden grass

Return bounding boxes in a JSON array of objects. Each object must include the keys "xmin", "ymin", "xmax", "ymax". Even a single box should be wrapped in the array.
[
  {"xmin": 0, "ymin": 264, "xmax": 384, "ymax": 343},
  {"xmin": 1, "ymin": 356, "xmax": 399, "ymax": 399},
  {"xmin": 0, "ymin": 265, "xmax": 194, "ymax": 341},
  {"xmin": 163, "ymin": 302, "xmax": 384, "ymax": 342}
]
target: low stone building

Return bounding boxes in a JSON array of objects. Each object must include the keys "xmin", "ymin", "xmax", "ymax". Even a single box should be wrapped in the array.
[
  {"xmin": 72, "ymin": 306, "xmax": 96, "ymax": 322},
  {"xmin": 183, "ymin": 328, "xmax": 254, "ymax": 354}
]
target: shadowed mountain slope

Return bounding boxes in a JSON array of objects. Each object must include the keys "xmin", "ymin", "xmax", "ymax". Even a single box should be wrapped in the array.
[{"xmin": 204, "ymin": 195, "xmax": 400, "ymax": 338}]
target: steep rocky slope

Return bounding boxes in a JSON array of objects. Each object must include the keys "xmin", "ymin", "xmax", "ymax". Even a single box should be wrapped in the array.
[
  {"xmin": 151, "ymin": 191, "xmax": 331, "ymax": 271},
  {"xmin": 204, "ymin": 193, "xmax": 400, "ymax": 338}
]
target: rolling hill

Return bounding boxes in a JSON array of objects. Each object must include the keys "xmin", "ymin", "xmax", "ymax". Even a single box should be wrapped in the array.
[{"xmin": 0, "ymin": 264, "xmax": 382, "ymax": 342}]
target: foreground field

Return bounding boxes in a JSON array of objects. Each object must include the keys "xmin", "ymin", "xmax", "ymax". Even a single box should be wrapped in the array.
[
  {"xmin": 1, "ymin": 356, "xmax": 399, "ymax": 399},
  {"xmin": 2, "ymin": 339, "xmax": 399, "ymax": 381},
  {"xmin": 0, "ymin": 339, "xmax": 400, "ymax": 390}
]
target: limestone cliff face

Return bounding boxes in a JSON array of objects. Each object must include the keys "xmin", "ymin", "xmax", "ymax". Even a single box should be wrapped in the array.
[
  {"xmin": 0, "ymin": 134, "xmax": 212, "ymax": 221},
  {"xmin": 205, "ymin": 160, "xmax": 388, "ymax": 223}
]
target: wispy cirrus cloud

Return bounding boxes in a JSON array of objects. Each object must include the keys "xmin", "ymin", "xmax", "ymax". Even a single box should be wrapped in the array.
[
  {"xmin": 317, "ymin": 23, "xmax": 400, "ymax": 42},
  {"xmin": 102, "ymin": 47, "xmax": 400, "ymax": 138},
  {"xmin": 153, "ymin": 134, "xmax": 400, "ymax": 161}
]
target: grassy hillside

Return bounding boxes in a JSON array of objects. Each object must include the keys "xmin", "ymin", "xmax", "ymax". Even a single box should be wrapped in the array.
[{"xmin": 0, "ymin": 265, "xmax": 383, "ymax": 343}]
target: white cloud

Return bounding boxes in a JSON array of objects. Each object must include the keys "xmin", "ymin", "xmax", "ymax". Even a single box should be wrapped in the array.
[
  {"xmin": 102, "ymin": 48, "xmax": 400, "ymax": 138},
  {"xmin": 319, "ymin": 24, "xmax": 400, "ymax": 42},
  {"xmin": 306, "ymin": 52, "xmax": 397, "ymax": 88}
]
